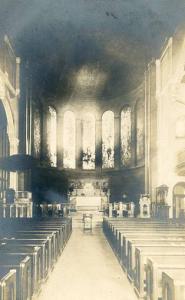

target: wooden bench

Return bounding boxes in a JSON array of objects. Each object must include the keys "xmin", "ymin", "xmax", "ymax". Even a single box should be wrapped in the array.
[
  {"xmin": 0, "ymin": 245, "xmax": 42, "ymax": 296},
  {"xmin": 119, "ymin": 230, "xmax": 185, "ymax": 269},
  {"xmin": 134, "ymin": 246, "xmax": 185, "ymax": 298},
  {"xmin": 162, "ymin": 269, "xmax": 185, "ymax": 300},
  {"xmin": 0, "ymin": 238, "xmax": 48, "ymax": 281},
  {"xmin": 0, "ymin": 255, "xmax": 31, "ymax": 300},
  {"xmin": 0, "ymin": 267, "xmax": 16, "ymax": 300},
  {"xmin": 0, "ymin": 217, "xmax": 73, "ymax": 299},
  {"xmin": 145, "ymin": 255, "xmax": 185, "ymax": 300},
  {"xmin": 120, "ymin": 233, "xmax": 185, "ymax": 269},
  {"xmin": 127, "ymin": 240, "xmax": 185, "ymax": 281}
]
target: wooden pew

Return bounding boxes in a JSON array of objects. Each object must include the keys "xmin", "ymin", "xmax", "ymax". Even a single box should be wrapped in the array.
[
  {"xmin": 16, "ymin": 231, "xmax": 57, "ymax": 264},
  {"xmin": 145, "ymin": 255, "xmax": 185, "ymax": 300},
  {"xmin": 105, "ymin": 223, "xmax": 185, "ymax": 256},
  {"xmin": 0, "ymin": 238, "xmax": 49, "ymax": 281},
  {"xmin": 0, "ymin": 267, "xmax": 16, "ymax": 300},
  {"xmin": 0, "ymin": 218, "xmax": 72, "ymax": 255},
  {"xmin": 134, "ymin": 246, "xmax": 185, "ymax": 298},
  {"xmin": 118, "ymin": 230, "xmax": 185, "ymax": 268},
  {"xmin": 8, "ymin": 233, "xmax": 53, "ymax": 270},
  {"xmin": 0, "ymin": 219, "xmax": 72, "ymax": 272},
  {"xmin": 162, "ymin": 269, "xmax": 185, "ymax": 300},
  {"xmin": 120, "ymin": 233, "xmax": 185, "ymax": 270},
  {"xmin": 0, "ymin": 245, "xmax": 42, "ymax": 296},
  {"xmin": 0, "ymin": 255, "xmax": 31, "ymax": 300},
  {"xmin": 127, "ymin": 240, "xmax": 185, "ymax": 281},
  {"xmin": 0, "ymin": 217, "xmax": 73, "ymax": 298}
]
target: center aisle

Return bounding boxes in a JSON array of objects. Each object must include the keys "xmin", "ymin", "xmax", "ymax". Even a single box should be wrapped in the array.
[{"xmin": 38, "ymin": 221, "xmax": 137, "ymax": 300}]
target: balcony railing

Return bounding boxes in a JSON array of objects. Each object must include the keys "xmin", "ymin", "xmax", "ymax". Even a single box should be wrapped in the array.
[{"xmin": 0, "ymin": 202, "xmax": 33, "ymax": 218}]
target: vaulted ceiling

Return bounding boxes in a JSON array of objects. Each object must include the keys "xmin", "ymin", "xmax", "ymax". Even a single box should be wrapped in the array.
[{"xmin": 0, "ymin": 0, "xmax": 185, "ymax": 100}]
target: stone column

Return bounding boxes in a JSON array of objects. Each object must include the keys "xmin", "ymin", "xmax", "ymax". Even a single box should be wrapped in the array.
[{"xmin": 15, "ymin": 57, "xmax": 21, "ymax": 150}]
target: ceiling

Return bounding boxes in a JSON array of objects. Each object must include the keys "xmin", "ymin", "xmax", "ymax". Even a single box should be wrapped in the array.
[{"xmin": 0, "ymin": 0, "xmax": 185, "ymax": 100}]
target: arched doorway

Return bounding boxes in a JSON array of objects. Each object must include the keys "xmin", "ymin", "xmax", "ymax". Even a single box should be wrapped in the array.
[
  {"xmin": 0, "ymin": 100, "xmax": 10, "ymax": 194},
  {"xmin": 173, "ymin": 182, "xmax": 185, "ymax": 218}
]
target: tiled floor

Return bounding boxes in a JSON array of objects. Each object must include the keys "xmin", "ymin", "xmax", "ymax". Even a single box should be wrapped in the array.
[{"xmin": 37, "ymin": 216, "xmax": 137, "ymax": 300}]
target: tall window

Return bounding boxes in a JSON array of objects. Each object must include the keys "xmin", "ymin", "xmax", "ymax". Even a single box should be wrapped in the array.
[
  {"xmin": 102, "ymin": 111, "xmax": 114, "ymax": 168},
  {"xmin": 47, "ymin": 106, "xmax": 57, "ymax": 166},
  {"xmin": 82, "ymin": 113, "xmax": 95, "ymax": 169},
  {"xmin": 33, "ymin": 108, "xmax": 41, "ymax": 158},
  {"xmin": 136, "ymin": 100, "xmax": 145, "ymax": 162},
  {"xmin": 63, "ymin": 111, "xmax": 76, "ymax": 169},
  {"xmin": 121, "ymin": 106, "xmax": 131, "ymax": 166}
]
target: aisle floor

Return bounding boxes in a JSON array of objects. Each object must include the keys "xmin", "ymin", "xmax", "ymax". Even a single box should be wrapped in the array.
[{"xmin": 37, "ymin": 224, "xmax": 137, "ymax": 300}]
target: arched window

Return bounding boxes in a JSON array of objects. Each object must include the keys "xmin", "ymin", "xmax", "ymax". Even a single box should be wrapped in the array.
[
  {"xmin": 121, "ymin": 106, "xmax": 131, "ymax": 166},
  {"xmin": 102, "ymin": 111, "xmax": 114, "ymax": 168},
  {"xmin": 82, "ymin": 113, "xmax": 95, "ymax": 169},
  {"xmin": 33, "ymin": 108, "xmax": 41, "ymax": 158},
  {"xmin": 136, "ymin": 100, "xmax": 145, "ymax": 163},
  {"xmin": 63, "ymin": 111, "xmax": 76, "ymax": 169},
  {"xmin": 175, "ymin": 116, "xmax": 185, "ymax": 138},
  {"xmin": 46, "ymin": 106, "xmax": 57, "ymax": 166}
]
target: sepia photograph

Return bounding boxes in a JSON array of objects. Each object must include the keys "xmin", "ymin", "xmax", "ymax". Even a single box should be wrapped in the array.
[{"xmin": 0, "ymin": 0, "xmax": 185, "ymax": 299}]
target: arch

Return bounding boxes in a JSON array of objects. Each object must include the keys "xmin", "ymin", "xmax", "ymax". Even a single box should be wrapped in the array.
[
  {"xmin": 63, "ymin": 111, "xmax": 76, "ymax": 169},
  {"xmin": 173, "ymin": 182, "xmax": 185, "ymax": 218},
  {"xmin": 46, "ymin": 106, "xmax": 57, "ymax": 166},
  {"xmin": 121, "ymin": 106, "xmax": 131, "ymax": 167},
  {"xmin": 82, "ymin": 113, "xmax": 95, "ymax": 170},
  {"xmin": 0, "ymin": 95, "xmax": 16, "ymax": 154},
  {"xmin": 102, "ymin": 110, "xmax": 114, "ymax": 168}
]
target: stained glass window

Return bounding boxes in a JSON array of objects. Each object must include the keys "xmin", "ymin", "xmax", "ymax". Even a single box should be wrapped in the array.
[
  {"xmin": 136, "ymin": 100, "xmax": 145, "ymax": 162},
  {"xmin": 47, "ymin": 106, "xmax": 57, "ymax": 166},
  {"xmin": 63, "ymin": 111, "xmax": 76, "ymax": 169},
  {"xmin": 33, "ymin": 109, "xmax": 41, "ymax": 158},
  {"xmin": 82, "ymin": 113, "xmax": 95, "ymax": 169},
  {"xmin": 102, "ymin": 111, "xmax": 114, "ymax": 168},
  {"xmin": 121, "ymin": 106, "xmax": 131, "ymax": 166}
]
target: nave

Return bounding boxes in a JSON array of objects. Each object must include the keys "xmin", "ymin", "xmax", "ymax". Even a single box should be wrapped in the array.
[{"xmin": 38, "ymin": 221, "xmax": 137, "ymax": 300}]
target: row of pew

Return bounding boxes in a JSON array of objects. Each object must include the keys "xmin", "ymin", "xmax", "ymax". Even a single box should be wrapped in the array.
[
  {"xmin": 103, "ymin": 217, "xmax": 185, "ymax": 300},
  {"xmin": 0, "ymin": 217, "xmax": 72, "ymax": 300}
]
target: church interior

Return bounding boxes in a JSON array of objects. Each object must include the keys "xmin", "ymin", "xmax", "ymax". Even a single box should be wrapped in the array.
[{"xmin": 0, "ymin": 1, "xmax": 185, "ymax": 299}]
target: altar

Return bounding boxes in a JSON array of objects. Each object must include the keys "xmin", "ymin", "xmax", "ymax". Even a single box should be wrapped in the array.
[
  {"xmin": 74, "ymin": 196, "xmax": 102, "ymax": 211},
  {"xmin": 68, "ymin": 179, "xmax": 109, "ymax": 211}
]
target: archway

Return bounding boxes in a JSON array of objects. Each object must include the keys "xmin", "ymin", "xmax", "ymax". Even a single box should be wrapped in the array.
[{"xmin": 173, "ymin": 182, "xmax": 185, "ymax": 218}]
